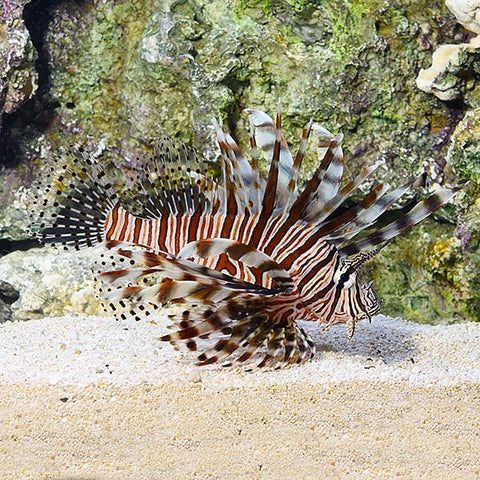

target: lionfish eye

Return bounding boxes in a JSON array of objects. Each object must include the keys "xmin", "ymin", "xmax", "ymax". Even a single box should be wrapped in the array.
[
  {"xmin": 334, "ymin": 267, "xmax": 354, "ymax": 287},
  {"xmin": 339, "ymin": 272, "xmax": 350, "ymax": 284}
]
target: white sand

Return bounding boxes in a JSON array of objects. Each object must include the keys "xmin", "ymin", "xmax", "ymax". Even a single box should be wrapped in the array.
[
  {"xmin": 1, "ymin": 314, "xmax": 479, "ymax": 387},
  {"xmin": 1, "ymin": 314, "xmax": 480, "ymax": 479}
]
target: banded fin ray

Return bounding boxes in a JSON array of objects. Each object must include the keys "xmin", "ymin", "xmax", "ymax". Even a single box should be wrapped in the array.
[
  {"xmin": 126, "ymin": 138, "xmax": 214, "ymax": 218},
  {"xmin": 178, "ymin": 239, "xmax": 295, "ymax": 291},
  {"xmin": 340, "ymin": 186, "xmax": 462, "ymax": 255},
  {"xmin": 102, "ymin": 241, "xmax": 276, "ymax": 295},
  {"xmin": 303, "ymin": 125, "xmax": 344, "ymax": 218},
  {"xmin": 307, "ymin": 161, "xmax": 381, "ymax": 225},
  {"xmin": 325, "ymin": 175, "xmax": 422, "ymax": 242},
  {"xmin": 103, "ymin": 279, "xmax": 233, "ymax": 306},
  {"xmin": 284, "ymin": 118, "xmax": 313, "ymax": 207},
  {"xmin": 214, "ymin": 120, "xmax": 250, "ymax": 212},
  {"xmin": 161, "ymin": 295, "xmax": 316, "ymax": 367},
  {"xmin": 312, "ymin": 183, "xmax": 390, "ymax": 239},
  {"xmin": 244, "ymin": 105, "xmax": 294, "ymax": 209},
  {"xmin": 247, "ymin": 113, "xmax": 267, "ymax": 210}
]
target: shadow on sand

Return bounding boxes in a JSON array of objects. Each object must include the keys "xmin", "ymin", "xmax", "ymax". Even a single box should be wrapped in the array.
[{"xmin": 304, "ymin": 315, "xmax": 419, "ymax": 364}]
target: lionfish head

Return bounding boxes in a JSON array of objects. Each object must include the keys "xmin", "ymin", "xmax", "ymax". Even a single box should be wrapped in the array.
[
  {"xmin": 360, "ymin": 280, "xmax": 381, "ymax": 317},
  {"xmin": 330, "ymin": 248, "xmax": 382, "ymax": 326}
]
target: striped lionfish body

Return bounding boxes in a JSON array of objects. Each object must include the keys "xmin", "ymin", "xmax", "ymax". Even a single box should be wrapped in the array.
[{"xmin": 34, "ymin": 103, "xmax": 461, "ymax": 367}]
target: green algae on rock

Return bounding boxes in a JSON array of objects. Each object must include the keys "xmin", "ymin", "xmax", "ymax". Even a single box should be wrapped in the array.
[
  {"xmin": 0, "ymin": 1, "xmax": 38, "ymax": 129},
  {"xmin": 5, "ymin": 0, "xmax": 463, "ymax": 168},
  {"xmin": 448, "ymin": 108, "xmax": 480, "ymax": 185},
  {"xmin": 0, "ymin": 0, "xmax": 478, "ymax": 322},
  {"xmin": 364, "ymin": 218, "xmax": 479, "ymax": 323}
]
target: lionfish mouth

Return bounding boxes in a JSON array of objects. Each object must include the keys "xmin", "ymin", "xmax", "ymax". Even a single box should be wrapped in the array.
[{"xmin": 31, "ymin": 101, "xmax": 462, "ymax": 367}]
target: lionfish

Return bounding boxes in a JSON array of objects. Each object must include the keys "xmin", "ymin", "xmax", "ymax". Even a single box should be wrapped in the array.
[{"xmin": 33, "ymin": 103, "xmax": 460, "ymax": 367}]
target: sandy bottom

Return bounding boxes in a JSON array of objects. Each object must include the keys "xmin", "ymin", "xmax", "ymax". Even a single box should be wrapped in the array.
[
  {"xmin": 1, "ymin": 382, "xmax": 479, "ymax": 480},
  {"xmin": 1, "ymin": 314, "xmax": 480, "ymax": 479}
]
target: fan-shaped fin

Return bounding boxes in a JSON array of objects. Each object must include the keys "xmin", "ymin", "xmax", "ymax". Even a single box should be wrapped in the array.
[
  {"xmin": 127, "ymin": 138, "xmax": 214, "ymax": 218},
  {"xmin": 102, "ymin": 241, "xmax": 275, "ymax": 294},
  {"xmin": 29, "ymin": 145, "xmax": 118, "ymax": 250},
  {"xmin": 160, "ymin": 295, "xmax": 316, "ymax": 367}
]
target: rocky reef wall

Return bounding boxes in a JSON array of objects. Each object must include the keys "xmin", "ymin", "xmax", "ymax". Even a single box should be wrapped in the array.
[{"xmin": 1, "ymin": 0, "xmax": 479, "ymax": 322}]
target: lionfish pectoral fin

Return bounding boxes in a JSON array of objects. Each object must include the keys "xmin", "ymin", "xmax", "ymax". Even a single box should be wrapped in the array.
[
  {"xmin": 97, "ymin": 243, "xmax": 280, "ymax": 311},
  {"xmin": 159, "ymin": 293, "xmax": 315, "ymax": 367}
]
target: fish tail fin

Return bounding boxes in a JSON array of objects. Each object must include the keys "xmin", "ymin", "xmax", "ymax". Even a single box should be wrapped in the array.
[{"xmin": 29, "ymin": 145, "xmax": 118, "ymax": 250}]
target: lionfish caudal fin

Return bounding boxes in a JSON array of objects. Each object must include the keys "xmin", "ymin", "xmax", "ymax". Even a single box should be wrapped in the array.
[
  {"xmin": 31, "ymin": 102, "xmax": 463, "ymax": 367},
  {"xmin": 29, "ymin": 145, "xmax": 118, "ymax": 249}
]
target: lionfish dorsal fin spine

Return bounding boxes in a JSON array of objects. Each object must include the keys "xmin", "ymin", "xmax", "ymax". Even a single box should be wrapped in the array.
[
  {"xmin": 341, "ymin": 175, "xmax": 424, "ymax": 241},
  {"xmin": 247, "ymin": 114, "xmax": 264, "ymax": 210},
  {"xmin": 261, "ymin": 101, "xmax": 282, "ymax": 214},
  {"xmin": 326, "ymin": 175, "xmax": 422, "ymax": 242},
  {"xmin": 286, "ymin": 139, "xmax": 336, "ymax": 222},
  {"xmin": 213, "ymin": 119, "xmax": 246, "ymax": 215},
  {"xmin": 340, "ymin": 186, "xmax": 462, "ymax": 256},
  {"xmin": 314, "ymin": 183, "xmax": 389, "ymax": 239},
  {"xmin": 304, "ymin": 126, "xmax": 344, "ymax": 216},
  {"xmin": 244, "ymin": 104, "xmax": 294, "ymax": 210},
  {"xmin": 308, "ymin": 161, "xmax": 382, "ymax": 224},
  {"xmin": 285, "ymin": 118, "xmax": 313, "ymax": 206}
]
